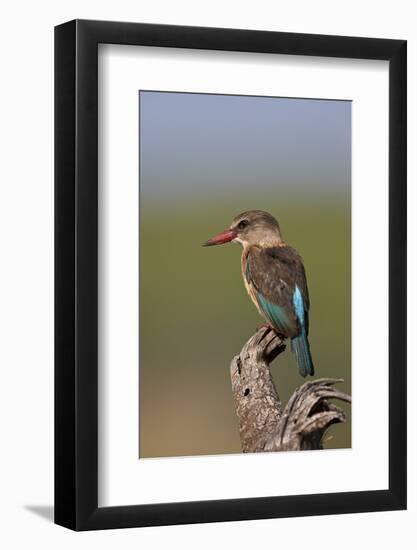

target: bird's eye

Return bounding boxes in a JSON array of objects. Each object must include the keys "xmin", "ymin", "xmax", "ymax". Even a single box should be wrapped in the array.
[{"xmin": 238, "ymin": 219, "xmax": 249, "ymax": 230}]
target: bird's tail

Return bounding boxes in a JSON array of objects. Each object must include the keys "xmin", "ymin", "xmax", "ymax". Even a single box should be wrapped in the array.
[{"xmin": 291, "ymin": 329, "xmax": 314, "ymax": 377}]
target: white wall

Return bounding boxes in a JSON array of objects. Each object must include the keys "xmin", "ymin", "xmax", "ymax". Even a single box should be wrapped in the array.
[{"xmin": 0, "ymin": 1, "xmax": 414, "ymax": 548}]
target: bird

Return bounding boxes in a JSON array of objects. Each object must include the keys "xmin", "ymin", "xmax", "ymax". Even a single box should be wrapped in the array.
[{"xmin": 203, "ymin": 210, "xmax": 314, "ymax": 377}]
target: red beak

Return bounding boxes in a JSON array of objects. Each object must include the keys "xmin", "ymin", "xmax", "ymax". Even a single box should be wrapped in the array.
[{"xmin": 203, "ymin": 228, "xmax": 237, "ymax": 247}]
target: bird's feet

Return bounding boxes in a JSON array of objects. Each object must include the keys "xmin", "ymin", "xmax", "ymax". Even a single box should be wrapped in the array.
[
  {"xmin": 257, "ymin": 322, "xmax": 274, "ymax": 332},
  {"xmin": 257, "ymin": 323, "xmax": 286, "ymax": 340},
  {"xmin": 253, "ymin": 324, "xmax": 286, "ymax": 363}
]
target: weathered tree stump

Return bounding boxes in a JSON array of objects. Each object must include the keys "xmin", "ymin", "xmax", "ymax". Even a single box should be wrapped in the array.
[{"xmin": 230, "ymin": 326, "xmax": 351, "ymax": 452}]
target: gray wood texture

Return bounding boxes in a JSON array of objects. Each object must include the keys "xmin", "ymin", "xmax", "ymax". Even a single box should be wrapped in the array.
[{"xmin": 230, "ymin": 326, "xmax": 351, "ymax": 452}]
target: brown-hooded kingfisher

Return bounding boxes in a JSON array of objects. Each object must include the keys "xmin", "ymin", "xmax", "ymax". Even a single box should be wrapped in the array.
[{"xmin": 203, "ymin": 210, "xmax": 314, "ymax": 377}]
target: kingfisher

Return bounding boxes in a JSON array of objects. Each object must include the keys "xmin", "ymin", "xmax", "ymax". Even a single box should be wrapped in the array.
[{"xmin": 203, "ymin": 210, "xmax": 314, "ymax": 377}]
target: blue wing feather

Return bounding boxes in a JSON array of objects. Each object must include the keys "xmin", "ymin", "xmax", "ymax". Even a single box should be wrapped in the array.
[
  {"xmin": 255, "ymin": 291, "xmax": 295, "ymax": 335},
  {"xmin": 291, "ymin": 285, "xmax": 314, "ymax": 376},
  {"xmin": 292, "ymin": 285, "xmax": 305, "ymax": 328}
]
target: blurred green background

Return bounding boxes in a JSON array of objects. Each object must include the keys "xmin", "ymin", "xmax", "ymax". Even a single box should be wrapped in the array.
[{"xmin": 139, "ymin": 92, "xmax": 351, "ymax": 458}]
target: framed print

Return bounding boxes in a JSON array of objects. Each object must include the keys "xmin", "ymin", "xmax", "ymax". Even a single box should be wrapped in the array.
[{"xmin": 54, "ymin": 19, "xmax": 406, "ymax": 530}]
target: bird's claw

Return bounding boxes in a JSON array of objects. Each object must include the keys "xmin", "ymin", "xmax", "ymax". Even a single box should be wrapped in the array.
[{"xmin": 257, "ymin": 323, "xmax": 274, "ymax": 332}]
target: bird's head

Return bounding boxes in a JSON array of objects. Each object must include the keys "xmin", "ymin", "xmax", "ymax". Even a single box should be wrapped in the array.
[{"xmin": 203, "ymin": 210, "xmax": 283, "ymax": 249}]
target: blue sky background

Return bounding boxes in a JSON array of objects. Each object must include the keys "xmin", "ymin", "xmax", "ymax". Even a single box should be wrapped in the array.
[{"xmin": 139, "ymin": 91, "xmax": 351, "ymax": 204}]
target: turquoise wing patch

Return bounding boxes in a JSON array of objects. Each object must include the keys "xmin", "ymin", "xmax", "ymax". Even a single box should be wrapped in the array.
[{"xmin": 256, "ymin": 291, "xmax": 295, "ymax": 335}]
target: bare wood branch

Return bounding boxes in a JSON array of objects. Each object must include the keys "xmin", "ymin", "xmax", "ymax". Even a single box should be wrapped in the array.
[{"xmin": 230, "ymin": 327, "xmax": 351, "ymax": 453}]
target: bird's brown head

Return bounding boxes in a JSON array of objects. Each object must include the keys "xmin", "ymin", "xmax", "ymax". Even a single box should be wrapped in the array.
[{"xmin": 203, "ymin": 210, "xmax": 283, "ymax": 249}]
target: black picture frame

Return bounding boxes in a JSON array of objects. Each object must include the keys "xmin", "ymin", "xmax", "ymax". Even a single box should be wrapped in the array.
[{"xmin": 55, "ymin": 19, "xmax": 407, "ymax": 531}]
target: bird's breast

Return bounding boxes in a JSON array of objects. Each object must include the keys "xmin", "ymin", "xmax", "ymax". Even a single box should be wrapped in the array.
[{"xmin": 241, "ymin": 250, "xmax": 264, "ymax": 317}]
